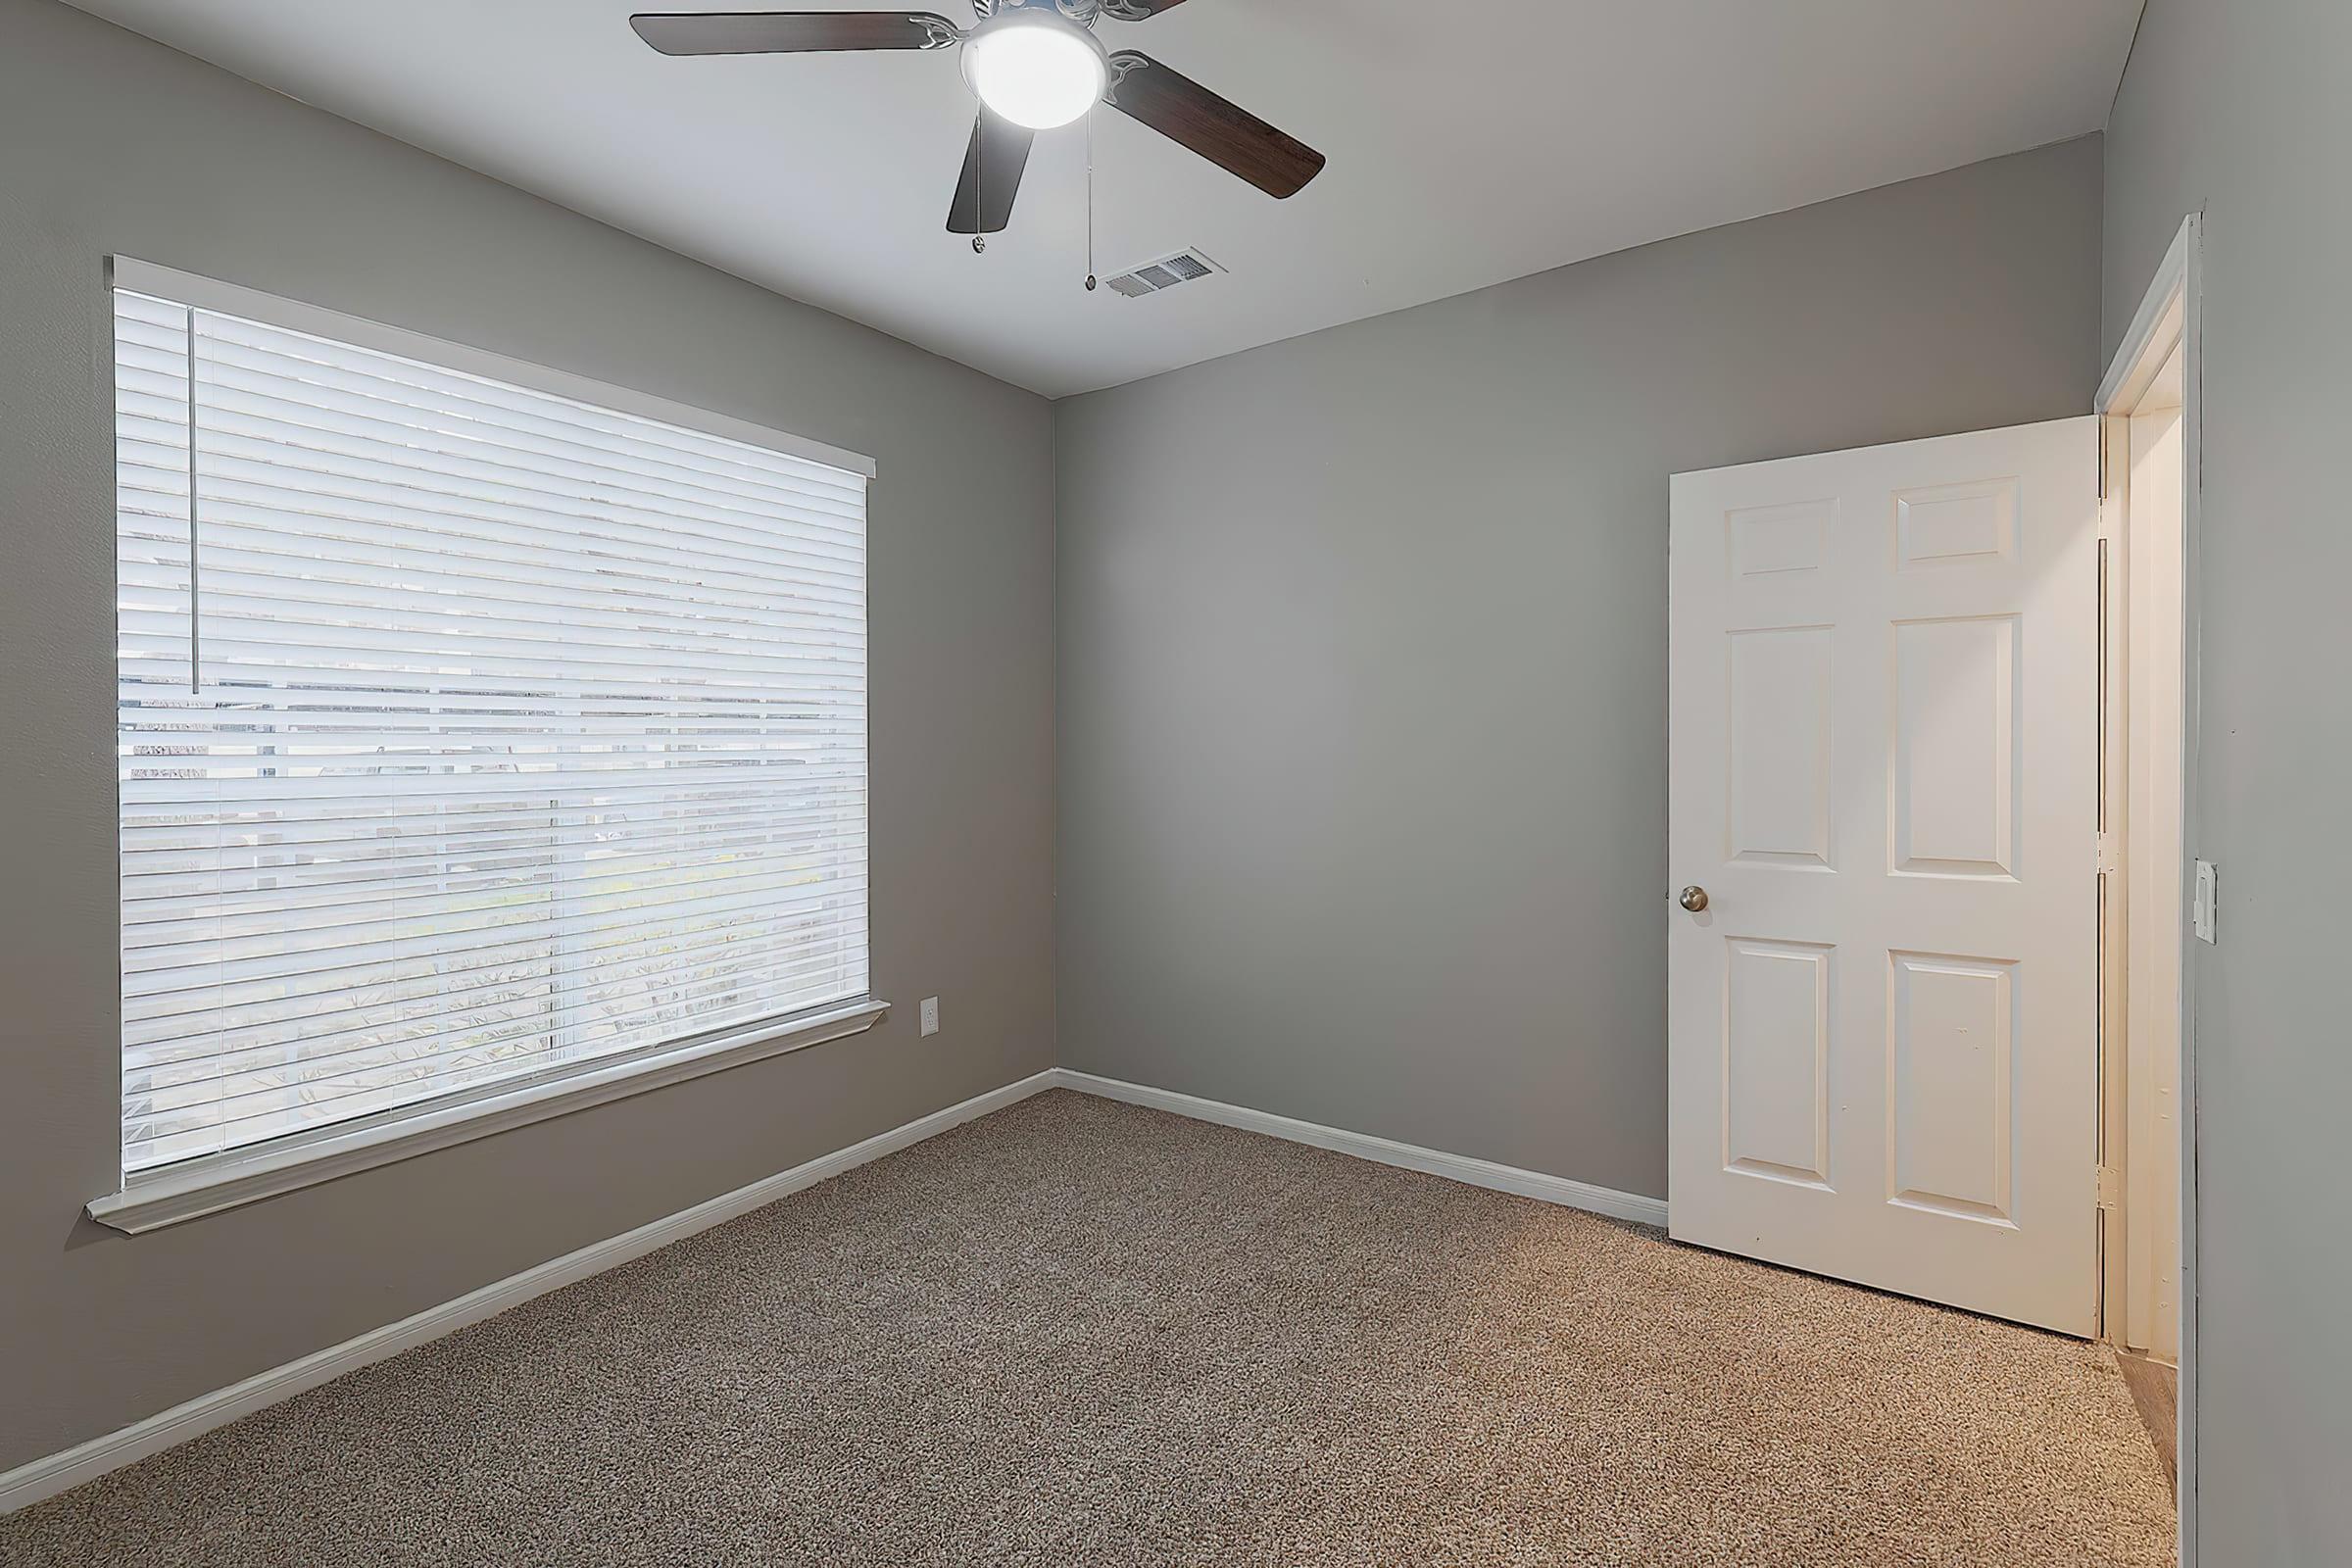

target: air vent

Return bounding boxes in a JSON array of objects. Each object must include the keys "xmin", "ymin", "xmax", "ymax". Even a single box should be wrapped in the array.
[{"xmin": 1100, "ymin": 247, "xmax": 1224, "ymax": 299}]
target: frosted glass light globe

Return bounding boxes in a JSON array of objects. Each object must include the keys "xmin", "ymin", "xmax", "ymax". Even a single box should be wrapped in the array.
[{"xmin": 963, "ymin": 17, "xmax": 1106, "ymax": 131}]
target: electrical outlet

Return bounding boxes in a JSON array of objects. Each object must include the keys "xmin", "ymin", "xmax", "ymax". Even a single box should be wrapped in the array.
[
  {"xmin": 2193, "ymin": 860, "xmax": 2218, "ymax": 944},
  {"xmin": 919, "ymin": 997, "xmax": 940, "ymax": 1037}
]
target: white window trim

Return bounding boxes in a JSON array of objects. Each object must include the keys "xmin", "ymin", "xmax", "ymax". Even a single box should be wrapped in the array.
[
  {"xmin": 91, "ymin": 256, "xmax": 887, "ymax": 1235},
  {"xmin": 105, "ymin": 257, "xmax": 879, "ymax": 479},
  {"xmin": 90, "ymin": 997, "xmax": 890, "ymax": 1234}
]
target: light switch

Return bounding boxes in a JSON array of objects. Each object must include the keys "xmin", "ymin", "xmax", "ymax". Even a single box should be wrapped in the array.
[{"xmin": 2193, "ymin": 860, "xmax": 2218, "ymax": 944}]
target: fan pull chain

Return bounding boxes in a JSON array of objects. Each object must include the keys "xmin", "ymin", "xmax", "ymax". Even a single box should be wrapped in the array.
[
  {"xmin": 973, "ymin": 128, "xmax": 986, "ymax": 253},
  {"xmin": 1084, "ymin": 124, "xmax": 1098, "ymax": 291},
  {"xmin": 972, "ymin": 107, "xmax": 987, "ymax": 254}
]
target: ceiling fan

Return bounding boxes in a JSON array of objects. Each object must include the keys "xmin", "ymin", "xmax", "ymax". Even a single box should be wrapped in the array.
[{"xmin": 629, "ymin": 0, "xmax": 1326, "ymax": 240}]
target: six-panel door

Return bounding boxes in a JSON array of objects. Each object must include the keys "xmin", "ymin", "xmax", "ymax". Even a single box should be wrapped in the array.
[{"xmin": 1667, "ymin": 418, "xmax": 2100, "ymax": 1336}]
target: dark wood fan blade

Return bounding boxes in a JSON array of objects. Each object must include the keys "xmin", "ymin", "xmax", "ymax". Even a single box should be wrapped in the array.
[
  {"xmin": 1102, "ymin": 52, "xmax": 1324, "ymax": 198},
  {"xmin": 947, "ymin": 111, "xmax": 1034, "ymax": 234},
  {"xmin": 1097, "ymin": 0, "xmax": 1194, "ymax": 19},
  {"xmin": 630, "ymin": 12, "xmax": 960, "ymax": 55}
]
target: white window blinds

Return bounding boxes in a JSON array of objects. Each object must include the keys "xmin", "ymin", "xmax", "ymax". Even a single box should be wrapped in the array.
[{"xmin": 113, "ymin": 277, "xmax": 870, "ymax": 1174}]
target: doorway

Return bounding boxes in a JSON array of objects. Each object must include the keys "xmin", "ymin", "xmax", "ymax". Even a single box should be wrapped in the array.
[
  {"xmin": 1662, "ymin": 216, "xmax": 2202, "ymax": 1563},
  {"xmin": 2097, "ymin": 212, "xmax": 2202, "ymax": 1560}
]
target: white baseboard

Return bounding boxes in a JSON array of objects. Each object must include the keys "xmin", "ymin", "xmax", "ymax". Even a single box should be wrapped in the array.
[
  {"xmin": 1049, "ymin": 1069, "xmax": 1670, "ymax": 1229},
  {"xmin": 0, "ymin": 1069, "xmax": 1059, "ymax": 1516}
]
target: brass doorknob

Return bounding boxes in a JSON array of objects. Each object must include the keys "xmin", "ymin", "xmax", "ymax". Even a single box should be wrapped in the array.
[{"xmin": 1679, "ymin": 886, "xmax": 1709, "ymax": 912}]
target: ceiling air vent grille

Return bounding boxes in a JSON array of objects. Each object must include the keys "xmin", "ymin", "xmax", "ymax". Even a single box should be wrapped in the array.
[{"xmin": 1101, "ymin": 247, "xmax": 1224, "ymax": 299}]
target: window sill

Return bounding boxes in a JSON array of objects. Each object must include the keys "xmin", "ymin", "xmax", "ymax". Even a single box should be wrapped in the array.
[{"xmin": 87, "ymin": 997, "xmax": 891, "ymax": 1235}]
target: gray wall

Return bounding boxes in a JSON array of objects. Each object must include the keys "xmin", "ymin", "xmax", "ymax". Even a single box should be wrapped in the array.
[
  {"xmin": 2105, "ymin": 1, "xmax": 2352, "ymax": 1558},
  {"xmin": 1056, "ymin": 138, "xmax": 2104, "ymax": 1200},
  {"xmin": 0, "ymin": 0, "xmax": 1054, "ymax": 1473}
]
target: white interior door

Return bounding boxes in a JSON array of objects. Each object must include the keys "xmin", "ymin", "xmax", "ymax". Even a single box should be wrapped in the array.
[{"xmin": 1667, "ymin": 417, "xmax": 2101, "ymax": 1336}]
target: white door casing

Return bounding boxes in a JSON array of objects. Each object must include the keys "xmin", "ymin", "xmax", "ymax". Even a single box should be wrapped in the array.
[
  {"xmin": 2126, "ymin": 384, "xmax": 2185, "ymax": 1363},
  {"xmin": 1667, "ymin": 417, "xmax": 2101, "ymax": 1336}
]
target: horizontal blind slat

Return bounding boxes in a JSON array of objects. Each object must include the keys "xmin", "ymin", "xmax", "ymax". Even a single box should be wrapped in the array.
[
  {"xmin": 127, "ymin": 934, "xmax": 870, "ymax": 1092},
  {"xmin": 119, "ymin": 788, "xmax": 870, "ymax": 858},
  {"xmin": 123, "ymin": 857, "xmax": 868, "ymax": 985},
  {"xmin": 123, "ymin": 555, "xmax": 867, "ymax": 646},
  {"xmin": 118, "ymin": 483, "xmax": 867, "ymax": 609},
  {"xmin": 124, "ymin": 912, "xmax": 873, "ymax": 1041},
  {"xmin": 122, "ymin": 829, "xmax": 868, "ymax": 912},
  {"xmin": 122, "ymin": 858, "xmax": 868, "ymax": 968},
  {"xmin": 120, "ymin": 527, "xmax": 867, "ymax": 630},
  {"xmin": 119, "ymin": 773, "xmax": 867, "ymax": 819},
  {"xmin": 182, "ymin": 425, "xmax": 866, "ymax": 578},
  {"xmin": 120, "ymin": 795, "xmax": 868, "ymax": 880},
  {"xmin": 192, "ymin": 338, "xmax": 869, "ymax": 531},
  {"xmin": 189, "ymin": 310, "xmax": 864, "ymax": 504},
  {"xmin": 124, "ymin": 922, "xmax": 870, "ymax": 1063}
]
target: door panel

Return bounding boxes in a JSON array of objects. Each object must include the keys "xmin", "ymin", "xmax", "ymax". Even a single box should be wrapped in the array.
[
  {"xmin": 1724, "ymin": 937, "xmax": 1833, "ymax": 1186},
  {"xmin": 1887, "ymin": 949, "xmax": 2015, "ymax": 1222},
  {"xmin": 1668, "ymin": 417, "xmax": 2099, "ymax": 1336},
  {"xmin": 1890, "ymin": 614, "xmax": 2019, "ymax": 877},
  {"xmin": 1727, "ymin": 627, "xmax": 1835, "ymax": 867}
]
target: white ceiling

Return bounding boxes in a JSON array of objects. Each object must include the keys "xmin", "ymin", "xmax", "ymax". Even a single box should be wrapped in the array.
[{"xmin": 68, "ymin": 0, "xmax": 2142, "ymax": 398}]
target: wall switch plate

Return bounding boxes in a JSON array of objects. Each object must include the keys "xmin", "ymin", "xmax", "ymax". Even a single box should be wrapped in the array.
[
  {"xmin": 2193, "ymin": 859, "xmax": 2218, "ymax": 944},
  {"xmin": 919, "ymin": 997, "xmax": 940, "ymax": 1037}
]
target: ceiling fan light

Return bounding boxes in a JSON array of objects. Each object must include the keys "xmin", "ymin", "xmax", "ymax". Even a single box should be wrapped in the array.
[{"xmin": 962, "ymin": 17, "xmax": 1106, "ymax": 131}]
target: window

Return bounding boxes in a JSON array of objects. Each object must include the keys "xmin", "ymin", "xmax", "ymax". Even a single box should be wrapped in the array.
[{"xmin": 111, "ymin": 263, "xmax": 873, "ymax": 1181}]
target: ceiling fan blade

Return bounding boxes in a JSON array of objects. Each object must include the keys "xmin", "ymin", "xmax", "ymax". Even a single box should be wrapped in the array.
[
  {"xmin": 1102, "ymin": 52, "xmax": 1325, "ymax": 199},
  {"xmin": 630, "ymin": 12, "xmax": 961, "ymax": 55},
  {"xmin": 1097, "ymin": 0, "xmax": 1194, "ymax": 19},
  {"xmin": 947, "ymin": 111, "xmax": 1034, "ymax": 234}
]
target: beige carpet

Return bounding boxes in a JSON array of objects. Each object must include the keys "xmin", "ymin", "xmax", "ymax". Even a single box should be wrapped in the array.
[{"xmin": 2, "ymin": 1090, "xmax": 2176, "ymax": 1566}]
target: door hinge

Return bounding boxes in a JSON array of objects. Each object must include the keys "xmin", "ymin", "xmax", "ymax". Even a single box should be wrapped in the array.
[
  {"xmin": 2096, "ymin": 1164, "xmax": 2123, "ymax": 1209},
  {"xmin": 2097, "ymin": 420, "xmax": 2108, "ymax": 501}
]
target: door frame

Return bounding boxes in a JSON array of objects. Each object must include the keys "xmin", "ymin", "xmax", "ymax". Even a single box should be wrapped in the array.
[{"xmin": 2095, "ymin": 212, "xmax": 2202, "ymax": 1566}]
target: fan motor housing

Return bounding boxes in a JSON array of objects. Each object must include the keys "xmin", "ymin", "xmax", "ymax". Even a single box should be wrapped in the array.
[
  {"xmin": 962, "ymin": 6, "xmax": 1107, "ymax": 51},
  {"xmin": 988, "ymin": 0, "xmax": 1103, "ymax": 24}
]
